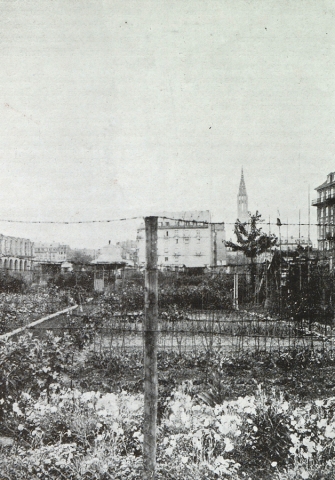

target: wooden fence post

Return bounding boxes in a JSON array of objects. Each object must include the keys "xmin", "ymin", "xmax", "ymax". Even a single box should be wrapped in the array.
[{"xmin": 143, "ymin": 216, "xmax": 158, "ymax": 479}]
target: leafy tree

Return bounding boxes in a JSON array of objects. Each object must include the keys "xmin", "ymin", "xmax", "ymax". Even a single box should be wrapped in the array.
[
  {"xmin": 226, "ymin": 211, "xmax": 278, "ymax": 300},
  {"xmin": 67, "ymin": 250, "xmax": 93, "ymax": 265}
]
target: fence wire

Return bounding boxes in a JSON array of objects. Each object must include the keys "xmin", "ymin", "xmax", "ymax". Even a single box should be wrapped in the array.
[{"xmin": 20, "ymin": 265, "xmax": 335, "ymax": 361}]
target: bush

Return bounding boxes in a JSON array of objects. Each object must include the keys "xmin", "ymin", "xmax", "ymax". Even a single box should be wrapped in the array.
[
  {"xmin": 0, "ymin": 272, "xmax": 26, "ymax": 293},
  {"xmin": 0, "ymin": 333, "xmax": 74, "ymax": 430},
  {"xmin": 48, "ymin": 272, "xmax": 94, "ymax": 292}
]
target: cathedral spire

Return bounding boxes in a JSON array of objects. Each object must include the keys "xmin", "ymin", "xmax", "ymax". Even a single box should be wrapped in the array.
[{"xmin": 237, "ymin": 167, "xmax": 248, "ymax": 222}]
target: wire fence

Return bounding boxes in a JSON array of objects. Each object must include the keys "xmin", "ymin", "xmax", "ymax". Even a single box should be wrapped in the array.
[
  {"xmin": 21, "ymin": 265, "xmax": 335, "ymax": 359},
  {"xmin": 1, "ymin": 211, "xmax": 335, "ymax": 361}
]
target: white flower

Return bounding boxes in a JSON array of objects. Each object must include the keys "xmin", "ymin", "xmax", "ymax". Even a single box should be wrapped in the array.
[
  {"xmin": 126, "ymin": 399, "xmax": 142, "ymax": 412},
  {"xmin": 165, "ymin": 446, "xmax": 174, "ymax": 456},
  {"xmin": 12, "ymin": 403, "xmax": 23, "ymax": 416},
  {"xmin": 317, "ymin": 418, "xmax": 327, "ymax": 429},
  {"xmin": 290, "ymin": 433, "xmax": 299, "ymax": 445},
  {"xmin": 224, "ymin": 438, "xmax": 234, "ymax": 452},
  {"xmin": 302, "ymin": 437, "xmax": 315, "ymax": 453},
  {"xmin": 325, "ymin": 425, "xmax": 335, "ymax": 439},
  {"xmin": 96, "ymin": 393, "xmax": 119, "ymax": 417}
]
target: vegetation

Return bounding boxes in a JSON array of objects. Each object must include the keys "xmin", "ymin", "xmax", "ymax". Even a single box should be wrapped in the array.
[
  {"xmin": 0, "ymin": 272, "xmax": 27, "ymax": 294},
  {"xmin": 226, "ymin": 211, "xmax": 278, "ymax": 298},
  {"xmin": 1, "ymin": 263, "xmax": 335, "ymax": 479},
  {"xmin": 2, "ymin": 331, "xmax": 335, "ymax": 479},
  {"xmin": 48, "ymin": 272, "xmax": 94, "ymax": 292},
  {"xmin": 226, "ymin": 211, "xmax": 278, "ymax": 260},
  {"xmin": 0, "ymin": 290, "xmax": 70, "ymax": 335}
]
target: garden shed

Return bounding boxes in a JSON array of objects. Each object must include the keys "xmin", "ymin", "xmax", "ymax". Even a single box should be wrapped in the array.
[{"xmin": 91, "ymin": 243, "xmax": 127, "ymax": 292}]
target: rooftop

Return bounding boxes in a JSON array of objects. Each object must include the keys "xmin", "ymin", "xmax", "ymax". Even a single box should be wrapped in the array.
[{"xmin": 315, "ymin": 172, "xmax": 335, "ymax": 191}]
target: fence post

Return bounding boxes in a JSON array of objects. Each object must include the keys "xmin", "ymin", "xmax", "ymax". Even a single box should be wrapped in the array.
[
  {"xmin": 143, "ymin": 216, "xmax": 158, "ymax": 479},
  {"xmin": 233, "ymin": 270, "xmax": 239, "ymax": 310}
]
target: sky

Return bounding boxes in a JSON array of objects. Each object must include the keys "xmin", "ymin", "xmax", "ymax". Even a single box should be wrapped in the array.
[{"xmin": 0, "ymin": 0, "xmax": 333, "ymax": 248}]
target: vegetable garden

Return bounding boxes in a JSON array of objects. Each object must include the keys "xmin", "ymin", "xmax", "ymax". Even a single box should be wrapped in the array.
[{"xmin": 1, "ymin": 268, "xmax": 335, "ymax": 479}]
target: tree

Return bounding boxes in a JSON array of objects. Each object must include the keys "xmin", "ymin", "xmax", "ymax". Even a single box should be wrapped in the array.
[
  {"xmin": 226, "ymin": 211, "xmax": 278, "ymax": 301},
  {"xmin": 67, "ymin": 250, "xmax": 93, "ymax": 265}
]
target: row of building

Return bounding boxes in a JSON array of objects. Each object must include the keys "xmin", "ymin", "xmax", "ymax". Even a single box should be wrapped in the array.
[
  {"xmin": 0, "ymin": 239, "xmax": 71, "ymax": 272},
  {"xmin": 1, "ymin": 169, "xmax": 333, "ymax": 274}
]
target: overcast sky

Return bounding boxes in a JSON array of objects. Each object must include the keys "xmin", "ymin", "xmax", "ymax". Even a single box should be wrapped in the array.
[{"xmin": 0, "ymin": 0, "xmax": 333, "ymax": 248}]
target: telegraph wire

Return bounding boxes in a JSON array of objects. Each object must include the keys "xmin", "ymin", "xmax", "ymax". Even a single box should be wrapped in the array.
[{"xmin": 0, "ymin": 214, "xmax": 325, "ymax": 227}]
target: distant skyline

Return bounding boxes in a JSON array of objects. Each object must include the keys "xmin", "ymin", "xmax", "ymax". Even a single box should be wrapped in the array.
[{"xmin": 0, "ymin": 0, "xmax": 333, "ymax": 248}]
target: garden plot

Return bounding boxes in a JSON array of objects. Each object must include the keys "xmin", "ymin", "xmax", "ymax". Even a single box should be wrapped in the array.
[
  {"xmin": 0, "ymin": 291, "xmax": 70, "ymax": 335},
  {"xmin": 90, "ymin": 310, "xmax": 330, "ymax": 355},
  {"xmin": 3, "ymin": 319, "xmax": 335, "ymax": 479}
]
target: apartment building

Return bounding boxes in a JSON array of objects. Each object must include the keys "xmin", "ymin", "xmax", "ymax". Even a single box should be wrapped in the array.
[
  {"xmin": 137, "ymin": 211, "xmax": 226, "ymax": 269},
  {"xmin": 0, "ymin": 234, "xmax": 34, "ymax": 271},
  {"xmin": 34, "ymin": 242, "xmax": 70, "ymax": 263},
  {"xmin": 312, "ymin": 172, "xmax": 335, "ymax": 251}
]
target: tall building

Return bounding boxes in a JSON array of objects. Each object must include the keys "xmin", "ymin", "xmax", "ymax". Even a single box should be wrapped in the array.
[
  {"xmin": 0, "ymin": 234, "xmax": 34, "ymax": 271},
  {"xmin": 34, "ymin": 243, "xmax": 70, "ymax": 263},
  {"xmin": 137, "ymin": 211, "xmax": 226, "ymax": 269},
  {"xmin": 237, "ymin": 168, "xmax": 248, "ymax": 222},
  {"xmin": 312, "ymin": 171, "xmax": 335, "ymax": 251},
  {"xmin": 116, "ymin": 240, "xmax": 138, "ymax": 266}
]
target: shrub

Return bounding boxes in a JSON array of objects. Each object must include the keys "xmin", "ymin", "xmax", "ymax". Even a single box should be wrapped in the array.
[
  {"xmin": 0, "ymin": 332, "xmax": 74, "ymax": 430},
  {"xmin": 48, "ymin": 273, "xmax": 94, "ymax": 292},
  {"xmin": 0, "ymin": 272, "xmax": 26, "ymax": 293}
]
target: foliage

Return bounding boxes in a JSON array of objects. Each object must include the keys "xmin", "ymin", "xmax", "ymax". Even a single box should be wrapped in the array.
[
  {"xmin": 48, "ymin": 272, "xmax": 94, "ymax": 292},
  {"xmin": 4, "ymin": 330, "xmax": 335, "ymax": 479},
  {"xmin": 89, "ymin": 273, "xmax": 234, "ymax": 315},
  {"xmin": 1, "ymin": 388, "xmax": 143, "ymax": 479},
  {"xmin": 284, "ymin": 261, "xmax": 335, "ymax": 325},
  {"xmin": 0, "ymin": 290, "xmax": 70, "ymax": 334},
  {"xmin": 67, "ymin": 250, "xmax": 94, "ymax": 265},
  {"xmin": 0, "ymin": 332, "xmax": 74, "ymax": 429},
  {"xmin": 0, "ymin": 271, "xmax": 27, "ymax": 293},
  {"xmin": 65, "ymin": 312, "xmax": 104, "ymax": 350},
  {"xmin": 159, "ymin": 274, "xmax": 233, "ymax": 310},
  {"xmin": 226, "ymin": 211, "xmax": 278, "ymax": 260}
]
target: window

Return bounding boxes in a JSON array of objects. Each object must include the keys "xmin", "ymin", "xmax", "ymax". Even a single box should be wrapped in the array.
[
  {"xmin": 197, "ymin": 238, "xmax": 201, "ymax": 244},
  {"xmin": 166, "ymin": 231, "xmax": 169, "ymax": 236},
  {"xmin": 166, "ymin": 222, "xmax": 170, "ymax": 226},
  {"xmin": 184, "ymin": 237, "xmax": 189, "ymax": 244},
  {"xmin": 164, "ymin": 247, "xmax": 168, "ymax": 253},
  {"xmin": 176, "ymin": 239, "xmax": 178, "ymax": 244},
  {"xmin": 165, "ymin": 257, "xmax": 168, "ymax": 262}
]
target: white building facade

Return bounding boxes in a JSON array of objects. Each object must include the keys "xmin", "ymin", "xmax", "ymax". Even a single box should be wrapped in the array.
[
  {"xmin": 137, "ymin": 211, "xmax": 226, "ymax": 269},
  {"xmin": 0, "ymin": 234, "xmax": 34, "ymax": 271},
  {"xmin": 34, "ymin": 243, "xmax": 70, "ymax": 263}
]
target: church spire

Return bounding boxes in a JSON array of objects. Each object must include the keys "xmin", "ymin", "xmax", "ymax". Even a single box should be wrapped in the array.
[{"xmin": 237, "ymin": 167, "xmax": 248, "ymax": 222}]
